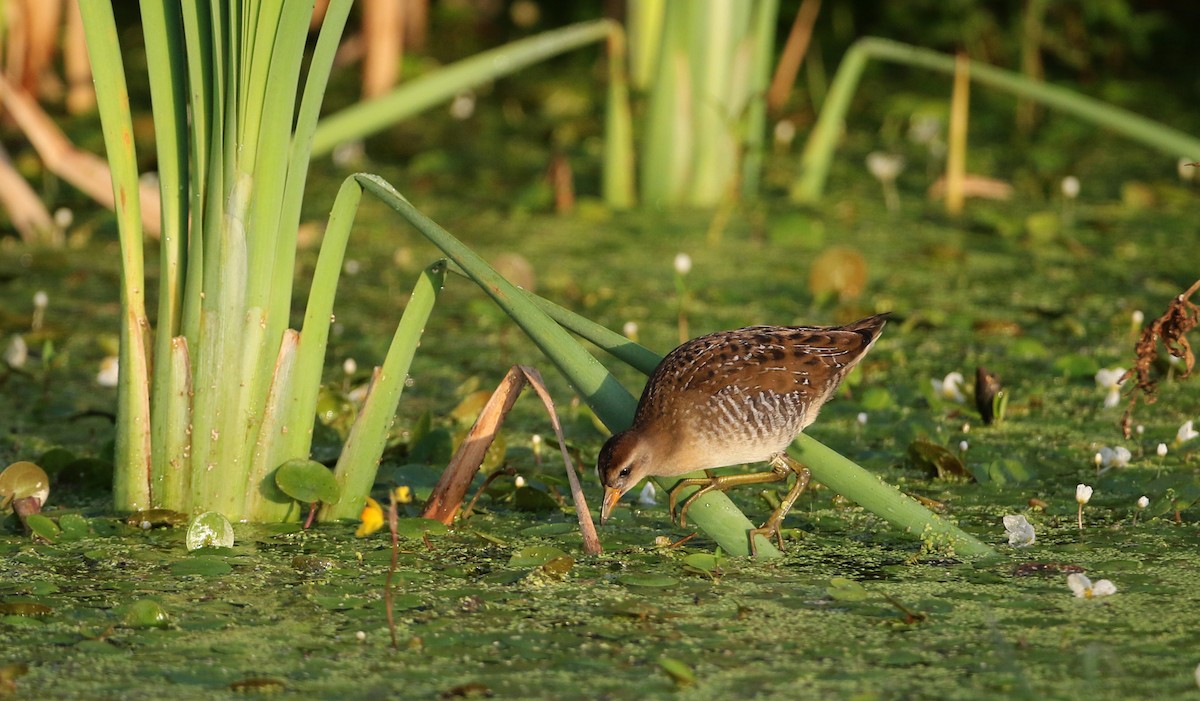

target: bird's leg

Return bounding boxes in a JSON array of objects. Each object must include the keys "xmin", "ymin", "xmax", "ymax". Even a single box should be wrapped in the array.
[
  {"xmin": 748, "ymin": 454, "xmax": 811, "ymax": 556},
  {"xmin": 669, "ymin": 463, "xmax": 791, "ymax": 527}
]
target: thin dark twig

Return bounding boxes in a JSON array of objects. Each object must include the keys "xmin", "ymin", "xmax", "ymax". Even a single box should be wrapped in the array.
[
  {"xmin": 385, "ymin": 496, "xmax": 399, "ymax": 650},
  {"xmin": 460, "ymin": 467, "xmax": 517, "ymax": 519}
]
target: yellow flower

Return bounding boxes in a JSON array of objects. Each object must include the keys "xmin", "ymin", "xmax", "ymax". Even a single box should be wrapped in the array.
[
  {"xmin": 393, "ymin": 485, "xmax": 413, "ymax": 505},
  {"xmin": 355, "ymin": 497, "xmax": 384, "ymax": 537}
]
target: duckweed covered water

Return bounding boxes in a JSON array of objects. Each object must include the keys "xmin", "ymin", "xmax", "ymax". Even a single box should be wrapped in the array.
[
  {"xmin": 2, "ymin": 507, "xmax": 1200, "ymax": 699},
  {"xmin": 2, "ymin": 100, "xmax": 1199, "ymax": 697}
]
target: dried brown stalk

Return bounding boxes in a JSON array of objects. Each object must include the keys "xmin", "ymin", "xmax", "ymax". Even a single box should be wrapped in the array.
[
  {"xmin": 1119, "ymin": 279, "xmax": 1200, "ymax": 437},
  {"xmin": 421, "ymin": 365, "xmax": 603, "ymax": 555},
  {"xmin": 0, "ymin": 74, "xmax": 162, "ymax": 236}
]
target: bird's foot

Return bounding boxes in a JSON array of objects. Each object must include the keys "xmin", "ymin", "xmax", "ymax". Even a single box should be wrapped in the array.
[
  {"xmin": 748, "ymin": 460, "xmax": 811, "ymax": 556},
  {"xmin": 668, "ymin": 463, "xmax": 792, "ymax": 527}
]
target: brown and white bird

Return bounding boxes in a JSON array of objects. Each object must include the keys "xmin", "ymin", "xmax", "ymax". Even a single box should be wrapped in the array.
[{"xmin": 597, "ymin": 313, "xmax": 889, "ymax": 550}]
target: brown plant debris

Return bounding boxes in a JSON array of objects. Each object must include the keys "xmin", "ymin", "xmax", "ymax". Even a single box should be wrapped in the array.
[{"xmin": 1120, "ymin": 279, "xmax": 1200, "ymax": 437}]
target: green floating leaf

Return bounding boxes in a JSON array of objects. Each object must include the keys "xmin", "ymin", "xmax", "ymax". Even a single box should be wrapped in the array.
[
  {"xmin": 121, "ymin": 599, "xmax": 169, "ymax": 628},
  {"xmin": 520, "ymin": 522, "xmax": 576, "ymax": 537},
  {"xmin": 185, "ymin": 512, "xmax": 235, "ymax": 551},
  {"xmin": 907, "ymin": 440, "xmax": 969, "ymax": 480},
  {"xmin": 618, "ymin": 573, "xmax": 678, "ymax": 588},
  {"xmin": 681, "ymin": 553, "xmax": 721, "ymax": 574},
  {"xmin": 827, "ymin": 577, "xmax": 869, "ymax": 602},
  {"xmin": 274, "ymin": 459, "xmax": 341, "ymax": 505},
  {"xmin": 658, "ymin": 656, "xmax": 695, "ymax": 687},
  {"xmin": 171, "ymin": 556, "xmax": 233, "ymax": 577},
  {"xmin": 509, "ymin": 545, "xmax": 568, "ymax": 568},
  {"xmin": 25, "ymin": 514, "xmax": 60, "ymax": 542},
  {"xmin": 395, "ymin": 518, "xmax": 448, "ymax": 540},
  {"xmin": 57, "ymin": 514, "xmax": 92, "ymax": 541}
]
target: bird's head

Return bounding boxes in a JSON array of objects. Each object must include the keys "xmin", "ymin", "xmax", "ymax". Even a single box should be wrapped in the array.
[{"xmin": 596, "ymin": 429, "xmax": 653, "ymax": 524}]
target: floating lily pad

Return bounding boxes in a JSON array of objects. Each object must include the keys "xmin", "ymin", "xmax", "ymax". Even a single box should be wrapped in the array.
[
  {"xmin": 394, "ymin": 518, "xmax": 448, "ymax": 540},
  {"xmin": 274, "ymin": 459, "xmax": 341, "ymax": 505},
  {"xmin": 519, "ymin": 522, "xmax": 575, "ymax": 537},
  {"xmin": 57, "ymin": 513, "xmax": 91, "ymax": 540},
  {"xmin": 185, "ymin": 511, "xmax": 235, "ymax": 551},
  {"xmin": 681, "ymin": 553, "xmax": 721, "ymax": 575},
  {"xmin": 0, "ymin": 461, "xmax": 49, "ymax": 512},
  {"xmin": 618, "ymin": 573, "xmax": 678, "ymax": 588},
  {"xmin": 508, "ymin": 545, "xmax": 568, "ymax": 568},
  {"xmin": 24, "ymin": 514, "xmax": 60, "ymax": 542},
  {"xmin": 171, "ymin": 555, "xmax": 233, "ymax": 577},
  {"xmin": 121, "ymin": 599, "xmax": 169, "ymax": 628},
  {"xmin": 827, "ymin": 577, "xmax": 869, "ymax": 602}
]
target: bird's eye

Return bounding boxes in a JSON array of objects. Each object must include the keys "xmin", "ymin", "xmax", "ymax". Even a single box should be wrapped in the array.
[{"xmin": 618, "ymin": 467, "xmax": 632, "ymax": 478}]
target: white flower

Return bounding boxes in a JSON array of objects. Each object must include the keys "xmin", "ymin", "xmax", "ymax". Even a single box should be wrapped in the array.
[
  {"xmin": 514, "ymin": 475, "xmax": 527, "ymax": 489},
  {"xmin": 1177, "ymin": 420, "xmax": 1199, "ymax": 445},
  {"xmin": 1075, "ymin": 484, "xmax": 1093, "ymax": 505},
  {"xmin": 1157, "ymin": 443, "xmax": 1168, "ymax": 458},
  {"xmin": 865, "ymin": 151, "xmax": 905, "ymax": 182},
  {"xmin": 931, "ymin": 372, "xmax": 966, "ymax": 403},
  {"xmin": 856, "ymin": 412, "xmax": 868, "ymax": 426},
  {"xmin": 53, "ymin": 207, "xmax": 73, "ymax": 230},
  {"xmin": 637, "ymin": 482, "xmax": 657, "ymax": 506},
  {"xmin": 1067, "ymin": 573, "xmax": 1116, "ymax": 599},
  {"xmin": 1097, "ymin": 446, "xmax": 1131, "ymax": 469},
  {"xmin": 1003, "ymin": 514, "xmax": 1035, "ymax": 547},
  {"xmin": 1137, "ymin": 496, "xmax": 1149, "ymax": 509},
  {"xmin": 959, "ymin": 440, "xmax": 969, "ymax": 452},
  {"xmin": 673, "ymin": 253, "xmax": 692, "ymax": 276},
  {"xmin": 97, "ymin": 356, "xmax": 119, "ymax": 387},
  {"xmin": 342, "ymin": 358, "xmax": 357, "ymax": 376},
  {"xmin": 4, "ymin": 335, "xmax": 27, "ymax": 369},
  {"xmin": 622, "ymin": 321, "xmax": 639, "ymax": 341},
  {"xmin": 449, "ymin": 92, "xmax": 476, "ymax": 120},
  {"xmin": 1061, "ymin": 175, "xmax": 1080, "ymax": 199},
  {"xmin": 1094, "ymin": 368, "xmax": 1126, "ymax": 408},
  {"xmin": 773, "ymin": 119, "xmax": 797, "ymax": 147},
  {"xmin": 1131, "ymin": 310, "xmax": 1144, "ymax": 326}
]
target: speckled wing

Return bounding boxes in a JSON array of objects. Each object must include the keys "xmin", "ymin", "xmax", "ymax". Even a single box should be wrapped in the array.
[{"xmin": 635, "ymin": 315, "xmax": 887, "ymax": 422}]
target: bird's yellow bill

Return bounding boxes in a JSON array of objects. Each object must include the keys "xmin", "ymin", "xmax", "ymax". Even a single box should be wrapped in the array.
[{"xmin": 600, "ymin": 486, "xmax": 623, "ymax": 525}]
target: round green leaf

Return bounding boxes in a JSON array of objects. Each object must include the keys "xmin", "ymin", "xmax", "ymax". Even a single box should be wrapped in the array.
[
  {"xmin": 171, "ymin": 556, "xmax": 233, "ymax": 577},
  {"xmin": 394, "ymin": 517, "xmax": 448, "ymax": 540},
  {"xmin": 618, "ymin": 573, "xmax": 678, "ymax": 588},
  {"xmin": 185, "ymin": 511, "xmax": 235, "ymax": 551},
  {"xmin": 274, "ymin": 459, "xmax": 341, "ymax": 505},
  {"xmin": 25, "ymin": 514, "xmax": 60, "ymax": 542},
  {"xmin": 121, "ymin": 599, "xmax": 169, "ymax": 629},
  {"xmin": 0, "ymin": 461, "xmax": 50, "ymax": 512},
  {"xmin": 508, "ymin": 545, "xmax": 568, "ymax": 568}
]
